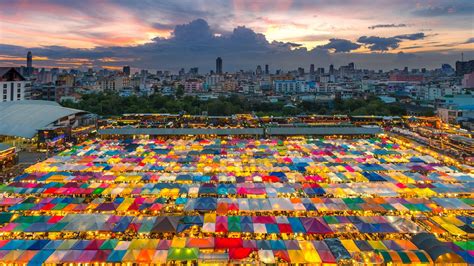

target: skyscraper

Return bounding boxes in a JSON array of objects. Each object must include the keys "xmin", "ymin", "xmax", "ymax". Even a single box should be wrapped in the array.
[
  {"xmin": 26, "ymin": 51, "xmax": 33, "ymax": 76},
  {"xmin": 310, "ymin": 64, "xmax": 315, "ymax": 75},
  {"xmin": 123, "ymin": 66, "xmax": 131, "ymax": 76},
  {"xmin": 216, "ymin": 57, "xmax": 223, "ymax": 74},
  {"xmin": 265, "ymin": 64, "xmax": 269, "ymax": 75},
  {"xmin": 297, "ymin": 67, "xmax": 304, "ymax": 76}
]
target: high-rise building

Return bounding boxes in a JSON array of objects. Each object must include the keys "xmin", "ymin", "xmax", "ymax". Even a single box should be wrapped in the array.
[
  {"xmin": 189, "ymin": 67, "xmax": 199, "ymax": 75},
  {"xmin": 297, "ymin": 67, "xmax": 304, "ymax": 76},
  {"xmin": 256, "ymin": 65, "xmax": 262, "ymax": 75},
  {"xmin": 216, "ymin": 57, "xmax": 223, "ymax": 74},
  {"xmin": 56, "ymin": 73, "xmax": 75, "ymax": 87},
  {"xmin": 123, "ymin": 66, "xmax": 131, "ymax": 76},
  {"xmin": 0, "ymin": 67, "xmax": 28, "ymax": 102},
  {"xmin": 329, "ymin": 64, "xmax": 334, "ymax": 74},
  {"xmin": 310, "ymin": 64, "xmax": 315, "ymax": 75},
  {"xmin": 26, "ymin": 51, "xmax": 33, "ymax": 76},
  {"xmin": 455, "ymin": 60, "xmax": 474, "ymax": 76},
  {"xmin": 265, "ymin": 64, "xmax": 269, "ymax": 75}
]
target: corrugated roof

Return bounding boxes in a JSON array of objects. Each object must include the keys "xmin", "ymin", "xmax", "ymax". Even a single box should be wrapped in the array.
[
  {"xmin": 0, "ymin": 100, "xmax": 88, "ymax": 138},
  {"xmin": 266, "ymin": 126, "xmax": 382, "ymax": 135},
  {"xmin": 98, "ymin": 126, "xmax": 382, "ymax": 136},
  {"xmin": 98, "ymin": 128, "xmax": 264, "ymax": 136}
]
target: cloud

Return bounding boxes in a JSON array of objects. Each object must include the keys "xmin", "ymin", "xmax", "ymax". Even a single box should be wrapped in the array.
[
  {"xmin": 284, "ymin": 34, "xmax": 333, "ymax": 42},
  {"xmin": 152, "ymin": 22, "xmax": 176, "ymax": 31},
  {"xmin": 172, "ymin": 18, "xmax": 213, "ymax": 41},
  {"xmin": 393, "ymin": 33, "xmax": 425, "ymax": 40},
  {"xmin": 357, "ymin": 36, "xmax": 400, "ymax": 51},
  {"xmin": 465, "ymin": 38, "xmax": 474, "ymax": 44},
  {"xmin": 413, "ymin": 1, "xmax": 474, "ymax": 17},
  {"xmin": 402, "ymin": 45, "xmax": 423, "ymax": 50},
  {"xmin": 368, "ymin": 23, "xmax": 407, "ymax": 30},
  {"xmin": 0, "ymin": 19, "xmax": 471, "ymax": 71},
  {"xmin": 358, "ymin": 33, "xmax": 425, "ymax": 51},
  {"xmin": 317, "ymin": 38, "xmax": 361, "ymax": 53}
]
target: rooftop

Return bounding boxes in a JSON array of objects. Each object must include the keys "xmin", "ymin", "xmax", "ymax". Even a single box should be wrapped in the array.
[{"xmin": 0, "ymin": 100, "xmax": 88, "ymax": 138}]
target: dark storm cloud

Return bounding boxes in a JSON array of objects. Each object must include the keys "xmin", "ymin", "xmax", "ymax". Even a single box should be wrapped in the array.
[
  {"xmin": 368, "ymin": 23, "xmax": 407, "ymax": 30},
  {"xmin": 358, "ymin": 33, "xmax": 425, "ymax": 51},
  {"xmin": 317, "ymin": 39, "xmax": 361, "ymax": 53}
]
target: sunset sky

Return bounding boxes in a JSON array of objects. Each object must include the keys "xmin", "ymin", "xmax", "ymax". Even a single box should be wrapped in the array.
[{"xmin": 0, "ymin": 0, "xmax": 473, "ymax": 71}]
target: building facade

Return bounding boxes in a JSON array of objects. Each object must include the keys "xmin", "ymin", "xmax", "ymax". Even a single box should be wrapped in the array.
[{"xmin": 0, "ymin": 67, "xmax": 28, "ymax": 102}]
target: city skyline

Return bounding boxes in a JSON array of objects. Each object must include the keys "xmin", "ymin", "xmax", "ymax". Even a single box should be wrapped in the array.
[{"xmin": 0, "ymin": 0, "xmax": 473, "ymax": 71}]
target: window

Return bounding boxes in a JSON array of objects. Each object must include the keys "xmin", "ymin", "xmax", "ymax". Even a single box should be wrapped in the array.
[
  {"xmin": 17, "ymin": 94, "xmax": 21, "ymax": 99},
  {"xmin": 3, "ymin": 95, "xmax": 6, "ymax": 100},
  {"xmin": 2, "ymin": 84, "xmax": 6, "ymax": 89},
  {"xmin": 17, "ymin": 88, "xmax": 21, "ymax": 93},
  {"xmin": 17, "ymin": 83, "xmax": 21, "ymax": 88},
  {"xmin": 2, "ymin": 89, "xmax": 6, "ymax": 94}
]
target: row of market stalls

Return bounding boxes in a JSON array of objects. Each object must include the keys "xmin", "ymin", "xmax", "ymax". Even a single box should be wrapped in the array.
[
  {"xmin": 0, "ymin": 137, "xmax": 471, "ymax": 264},
  {"xmin": 0, "ymin": 237, "xmax": 463, "ymax": 264},
  {"xmin": 0, "ymin": 213, "xmax": 469, "ymax": 238},
  {"xmin": 2, "ymin": 178, "xmax": 472, "ymax": 197},
  {"xmin": 11, "ymin": 170, "xmax": 473, "ymax": 184},
  {"xmin": 1, "ymin": 195, "xmax": 472, "ymax": 215}
]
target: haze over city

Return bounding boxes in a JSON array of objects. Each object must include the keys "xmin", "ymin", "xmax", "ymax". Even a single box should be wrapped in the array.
[{"xmin": 1, "ymin": 0, "xmax": 473, "ymax": 71}]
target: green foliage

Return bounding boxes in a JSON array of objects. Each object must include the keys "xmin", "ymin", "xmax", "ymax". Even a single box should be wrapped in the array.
[
  {"xmin": 333, "ymin": 96, "xmax": 407, "ymax": 116},
  {"xmin": 62, "ymin": 92, "xmax": 407, "ymax": 117}
]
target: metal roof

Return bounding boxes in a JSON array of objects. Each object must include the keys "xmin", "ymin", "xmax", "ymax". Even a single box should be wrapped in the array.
[
  {"xmin": 266, "ymin": 126, "xmax": 382, "ymax": 135},
  {"xmin": 98, "ymin": 126, "xmax": 382, "ymax": 136},
  {"xmin": 0, "ymin": 100, "xmax": 88, "ymax": 138},
  {"xmin": 98, "ymin": 128, "xmax": 264, "ymax": 136}
]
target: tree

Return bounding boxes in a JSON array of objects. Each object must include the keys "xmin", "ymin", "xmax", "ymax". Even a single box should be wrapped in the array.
[{"xmin": 176, "ymin": 85, "xmax": 184, "ymax": 98}]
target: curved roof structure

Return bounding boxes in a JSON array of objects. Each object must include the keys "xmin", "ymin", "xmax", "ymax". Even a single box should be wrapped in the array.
[
  {"xmin": 0, "ymin": 100, "xmax": 88, "ymax": 139},
  {"xmin": 412, "ymin": 233, "xmax": 465, "ymax": 263}
]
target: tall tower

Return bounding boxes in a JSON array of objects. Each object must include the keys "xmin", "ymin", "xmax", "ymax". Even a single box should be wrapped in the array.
[
  {"xmin": 216, "ymin": 57, "xmax": 223, "ymax": 74},
  {"xmin": 265, "ymin": 64, "xmax": 269, "ymax": 75},
  {"xmin": 26, "ymin": 51, "xmax": 33, "ymax": 76},
  {"xmin": 123, "ymin": 66, "xmax": 131, "ymax": 76},
  {"xmin": 310, "ymin": 64, "xmax": 315, "ymax": 75}
]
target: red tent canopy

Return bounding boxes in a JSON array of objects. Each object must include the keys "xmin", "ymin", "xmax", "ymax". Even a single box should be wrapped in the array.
[{"xmin": 215, "ymin": 238, "xmax": 243, "ymax": 249}]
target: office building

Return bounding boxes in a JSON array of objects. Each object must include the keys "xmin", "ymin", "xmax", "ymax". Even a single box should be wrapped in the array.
[
  {"xmin": 123, "ymin": 66, "xmax": 131, "ymax": 76},
  {"xmin": 26, "ymin": 51, "xmax": 33, "ymax": 76},
  {"xmin": 216, "ymin": 57, "xmax": 223, "ymax": 74},
  {"xmin": 456, "ymin": 60, "xmax": 474, "ymax": 76}
]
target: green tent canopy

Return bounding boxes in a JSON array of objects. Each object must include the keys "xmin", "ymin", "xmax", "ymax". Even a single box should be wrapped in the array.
[{"xmin": 167, "ymin": 248, "xmax": 199, "ymax": 261}]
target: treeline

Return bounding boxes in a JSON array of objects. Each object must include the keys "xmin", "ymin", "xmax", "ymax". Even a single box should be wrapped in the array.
[{"xmin": 62, "ymin": 92, "xmax": 412, "ymax": 117}]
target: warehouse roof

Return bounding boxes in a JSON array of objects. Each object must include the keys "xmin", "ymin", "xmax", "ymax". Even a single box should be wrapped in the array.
[
  {"xmin": 0, "ymin": 100, "xmax": 88, "ymax": 138},
  {"xmin": 98, "ymin": 127, "xmax": 265, "ymax": 136},
  {"xmin": 266, "ymin": 126, "xmax": 382, "ymax": 136}
]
